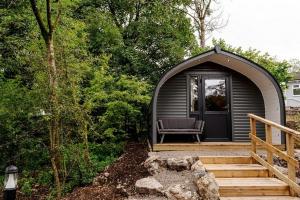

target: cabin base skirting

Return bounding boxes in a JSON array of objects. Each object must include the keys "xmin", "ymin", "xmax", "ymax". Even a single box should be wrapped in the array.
[{"xmin": 153, "ymin": 142, "xmax": 285, "ymax": 151}]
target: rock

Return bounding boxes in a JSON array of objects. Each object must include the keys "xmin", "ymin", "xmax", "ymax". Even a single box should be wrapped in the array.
[
  {"xmin": 191, "ymin": 161, "xmax": 207, "ymax": 179},
  {"xmin": 144, "ymin": 155, "xmax": 161, "ymax": 175},
  {"xmin": 194, "ymin": 172, "xmax": 220, "ymax": 200},
  {"xmin": 191, "ymin": 160, "xmax": 205, "ymax": 172},
  {"xmin": 184, "ymin": 156, "xmax": 197, "ymax": 166},
  {"xmin": 104, "ymin": 172, "xmax": 110, "ymax": 177},
  {"xmin": 274, "ymin": 165, "xmax": 288, "ymax": 175},
  {"xmin": 294, "ymin": 149, "xmax": 300, "ymax": 161},
  {"xmin": 135, "ymin": 177, "xmax": 163, "ymax": 195},
  {"xmin": 144, "ymin": 155, "xmax": 168, "ymax": 175},
  {"xmin": 144, "ymin": 155, "xmax": 198, "ymax": 174},
  {"xmin": 165, "ymin": 184, "xmax": 198, "ymax": 200},
  {"xmin": 167, "ymin": 157, "xmax": 192, "ymax": 171}
]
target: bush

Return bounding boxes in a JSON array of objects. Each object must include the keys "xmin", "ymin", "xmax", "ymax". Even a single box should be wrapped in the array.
[{"xmin": 60, "ymin": 142, "xmax": 124, "ymax": 194}]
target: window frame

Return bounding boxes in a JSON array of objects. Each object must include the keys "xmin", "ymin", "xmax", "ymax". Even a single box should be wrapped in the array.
[
  {"xmin": 189, "ymin": 75, "xmax": 200, "ymax": 113},
  {"xmin": 292, "ymin": 84, "xmax": 300, "ymax": 96}
]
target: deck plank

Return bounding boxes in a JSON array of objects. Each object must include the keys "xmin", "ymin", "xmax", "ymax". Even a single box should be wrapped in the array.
[{"xmin": 153, "ymin": 142, "xmax": 285, "ymax": 151}]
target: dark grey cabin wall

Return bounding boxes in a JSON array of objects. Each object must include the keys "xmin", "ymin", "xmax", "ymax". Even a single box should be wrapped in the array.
[
  {"xmin": 156, "ymin": 62, "xmax": 265, "ymax": 141},
  {"xmin": 231, "ymin": 73, "xmax": 265, "ymax": 141},
  {"xmin": 157, "ymin": 72, "xmax": 187, "ymax": 118}
]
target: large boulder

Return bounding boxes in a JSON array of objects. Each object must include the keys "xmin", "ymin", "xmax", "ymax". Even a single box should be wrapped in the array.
[
  {"xmin": 194, "ymin": 173, "xmax": 220, "ymax": 200},
  {"xmin": 143, "ymin": 155, "xmax": 168, "ymax": 175},
  {"xmin": 165, "ymin": 184, "xmax": 198, "ymax": 200},
  {"xmin": 135, "ymin": 177, "xmax": 164, "ymax": 195},
  {"xmin": 167, "ymin": 156, "xmax": 196, "ymax": 171},
  {"xmin": 167, "ymin": 158, "xmax": 189, "ymax": 171}
]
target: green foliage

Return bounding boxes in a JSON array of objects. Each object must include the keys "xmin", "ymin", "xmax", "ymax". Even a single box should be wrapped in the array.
[
  {"xmin": 37, "ymin": 170, "xmax": 53, "ymax": 186},
  {"xmin": 0, "ymin": 0, "xmax": 294, "ymax": 198},
  {"xmin": 85, "ymin": 58, "xmax": 151, "ymax": 142},
  {"xmin": 60, "ymin": 142, "xmax": 123, "ymax": 193},
  {"xmin": 84, "ymin": 0, "xmax": 197, "ymax": 83},
  {"xmin": 212, "ymin": 39, "xmax": 292, "ymax": 88},
  {"xmin": 19, "ymin": 171, "xmax": 35, "ymax": 196}
]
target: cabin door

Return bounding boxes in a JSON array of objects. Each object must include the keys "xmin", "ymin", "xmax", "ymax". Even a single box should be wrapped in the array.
[{"xmin": 189, "ymin": 75, "xmax": 231, "ymax": 141}]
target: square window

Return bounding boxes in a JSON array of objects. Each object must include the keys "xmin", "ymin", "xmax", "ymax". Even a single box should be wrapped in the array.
[{"xmin": 293, "ymin": 84, "xmax": 300, "ymax": 95}]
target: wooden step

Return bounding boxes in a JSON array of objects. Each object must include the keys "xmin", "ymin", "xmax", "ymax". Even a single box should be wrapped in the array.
[
  {"xmin": 199, "ymin": 156, "xmax": 252, "ymax": 164},
  {"xmin": 205, "ymin": 164, "xmax": 269, "ymax": 177},
  {"xmin": 217, "ymin": 178, "xmax": 290, "ymax": 196},
  {"xmin": 221, "ymin": 197, "xmax": 300, "ymax": 200}
]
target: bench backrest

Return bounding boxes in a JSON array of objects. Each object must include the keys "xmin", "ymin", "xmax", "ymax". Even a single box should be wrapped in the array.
[{"xmin": 159, "ymin": 118, "xmax": 196, "ymax": 129}]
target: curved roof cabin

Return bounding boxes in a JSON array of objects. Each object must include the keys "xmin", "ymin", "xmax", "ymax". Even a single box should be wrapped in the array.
[{"xmin": 150, "ymin": 46, "xmax": 285, "ymax": 146}]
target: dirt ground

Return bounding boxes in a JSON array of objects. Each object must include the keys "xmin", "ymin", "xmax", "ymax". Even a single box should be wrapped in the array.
[
  {"xmin": 1, "ymin": 141, "xmax": 149, "ymax": 200},
  {"xmin": 62, "ymin": 141, "xmax": 150, "ymax": 200}
]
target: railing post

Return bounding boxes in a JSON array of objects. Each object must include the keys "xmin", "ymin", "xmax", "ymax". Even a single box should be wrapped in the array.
[
  {"xmin": 265, "ymin": 124, "xmax": 273, "ymax": 176},
  {"xmin": 250, "ymin": 117, "xmax": 257, "ymax": 163},
  {"xmin": 286, "ymin": 133, "xmax": 296, "ymax": 196}
]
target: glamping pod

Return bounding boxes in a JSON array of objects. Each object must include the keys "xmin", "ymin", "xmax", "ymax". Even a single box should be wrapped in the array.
[{"xmin": 150, "ymin": 46, "xmax": 285, "ymax": 146}]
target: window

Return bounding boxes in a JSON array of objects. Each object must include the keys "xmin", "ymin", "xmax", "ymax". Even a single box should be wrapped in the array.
[
  {"xmin": 293, "ymin": 84, "xmax": 300, "ymax": 96},
  {"xmin": 190, "ymin": 76, "xmax": 198, "ymax": 112},
  {"xmin": 205, "ymin": 78, "xmax": 227, "ymax": 111}
]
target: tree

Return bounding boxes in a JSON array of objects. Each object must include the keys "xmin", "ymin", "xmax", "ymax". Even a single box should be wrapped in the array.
[
  {"xmin": 288, "ymin": 59, "xmax": 300, "ymax": 72},
  {"xmin": 29, "ymin": 0, "xmax": 63, "ymax": 197},
  {"xmin": 83, "ymin": 0, "xmax": 197, "ymax": 83},
  {"xmin": 212, "ymin": 39, "xmax": 292, "ymax": 88},
  {"xmin": 187, "ymin": 0, "xmax": 226, "ymax": 47}
]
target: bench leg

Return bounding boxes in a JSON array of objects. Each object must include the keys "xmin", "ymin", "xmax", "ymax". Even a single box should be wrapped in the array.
[
  {"xmin": 196, "ymin": 134, "xmax": 200, "ymax": 143},
  {"xmin": 160, "ymin": 134, "xmax": 165, "ymax": 144}
]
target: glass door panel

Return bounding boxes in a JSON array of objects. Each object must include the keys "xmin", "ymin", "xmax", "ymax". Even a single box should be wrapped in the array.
[{"xmin": 204, "ymin": 78, "xmax": 227, "ymax": 111}]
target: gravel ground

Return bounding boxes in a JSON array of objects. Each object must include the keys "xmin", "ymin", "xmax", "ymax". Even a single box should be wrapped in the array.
[
  {"xmin": 127, "ymin": 195, "xmax": 167, "ymax": 200},
  {"xmin": 154, "ymin": 168, "xmax": 197, "ymax": 193},
  {"xmin": 149, "ymin": 149, "xmax": 267, "ymax": 158},
  {"xmin": 127, "ymin": 165, "xmax": 198, "ymax": 200}
]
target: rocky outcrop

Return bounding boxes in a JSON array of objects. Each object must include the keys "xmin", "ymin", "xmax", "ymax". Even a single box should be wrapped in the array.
[
  {"xmin": 165, "ymin": 184, "xmax": 198, "ymax": 200},
  {"xmin": 135, "ymin": 177, "xmax": 163, "ymax": 195},
  {"xmin": 141, "ymin": 156, "xmax": 220, "ymax": 200}
]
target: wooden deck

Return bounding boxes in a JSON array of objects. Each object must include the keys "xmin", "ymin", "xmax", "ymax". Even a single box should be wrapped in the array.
[{"xmin": 153, "ymin": 142, "xmax": 285, "ymax": 151}]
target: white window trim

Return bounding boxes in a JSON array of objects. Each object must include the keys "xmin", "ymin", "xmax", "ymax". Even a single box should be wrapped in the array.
[{"xmin": 292, "ymin": 84, "xmax": 300, "ymax": 96}]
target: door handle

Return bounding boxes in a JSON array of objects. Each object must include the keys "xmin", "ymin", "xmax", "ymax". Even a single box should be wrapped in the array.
[{"xmin": 224, "ymin": 104, "xmax": 229, "ymax": 110}]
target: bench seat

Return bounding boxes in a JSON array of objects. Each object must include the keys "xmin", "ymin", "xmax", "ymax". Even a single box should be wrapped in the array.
[{"xmin": 157, "ymin": 118, "xmax": 205, "ymax": 143}]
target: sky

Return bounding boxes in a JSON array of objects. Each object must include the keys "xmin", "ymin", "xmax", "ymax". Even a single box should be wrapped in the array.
[{"xmin": 207, "ymin": 0, "xmax": 300, "ymax": 60}]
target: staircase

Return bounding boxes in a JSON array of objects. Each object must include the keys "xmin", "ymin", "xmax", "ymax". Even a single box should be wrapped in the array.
[{"xmin": 199, "ymin": 156, "xmax": 300, "ymax": 200}]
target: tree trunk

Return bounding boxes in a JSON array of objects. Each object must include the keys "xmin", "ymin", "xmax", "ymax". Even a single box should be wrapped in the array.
[
  {"xmin": 199, "ymin": 18, "xmax": 206, "ymax": 48},
  {"xmin": 47, "ymin": 37, "xmax": 62, "ymax": 199}
]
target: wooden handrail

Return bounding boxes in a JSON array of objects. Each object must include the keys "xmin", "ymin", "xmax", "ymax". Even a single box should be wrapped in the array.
[
  {"xmin": 248, "ymin": 113, "xmax": 300, "ymax": 139},
  {"xmin": 248, "ymin": 113, "xmax": 300, "ymax": 196}
]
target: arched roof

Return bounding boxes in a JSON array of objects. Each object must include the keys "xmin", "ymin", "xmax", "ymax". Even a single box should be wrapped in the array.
[{"xmin": 151, "ymin": 46, "xmax": 285, "ymax": 144}]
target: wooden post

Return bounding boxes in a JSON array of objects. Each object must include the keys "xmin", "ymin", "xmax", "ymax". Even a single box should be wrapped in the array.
[
  {"xmin": 250, "ymin": 117, "xmax": 257, "ymax": 163},
  {"xmin": 286, "ymin": 133, "xmax": 296, "ymax": 196},
  {"xmin": 265, "ymin": 124, "xmax": 273, "ymax": 176}
]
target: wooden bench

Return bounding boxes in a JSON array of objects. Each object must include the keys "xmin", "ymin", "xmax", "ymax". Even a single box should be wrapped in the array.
[{"xmin": 156, "ymin": 118, "xmax": 205, "ymax": 143}]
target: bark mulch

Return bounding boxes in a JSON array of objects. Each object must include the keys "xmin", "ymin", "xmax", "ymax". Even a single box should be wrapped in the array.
[{"xmin": 62, "ymin": 141, "xmax": 150, "ymax": 200}]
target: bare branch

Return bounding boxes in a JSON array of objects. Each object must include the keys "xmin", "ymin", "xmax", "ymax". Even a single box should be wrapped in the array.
[{"xmin": 203, "ymin": 0, "xmax": 212, "ymax": 17}]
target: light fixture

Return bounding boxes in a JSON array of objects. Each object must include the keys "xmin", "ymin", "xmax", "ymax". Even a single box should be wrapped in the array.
[{"xmin": 3, "ymin": 165, "xmax": 18, "ymax": 200}]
